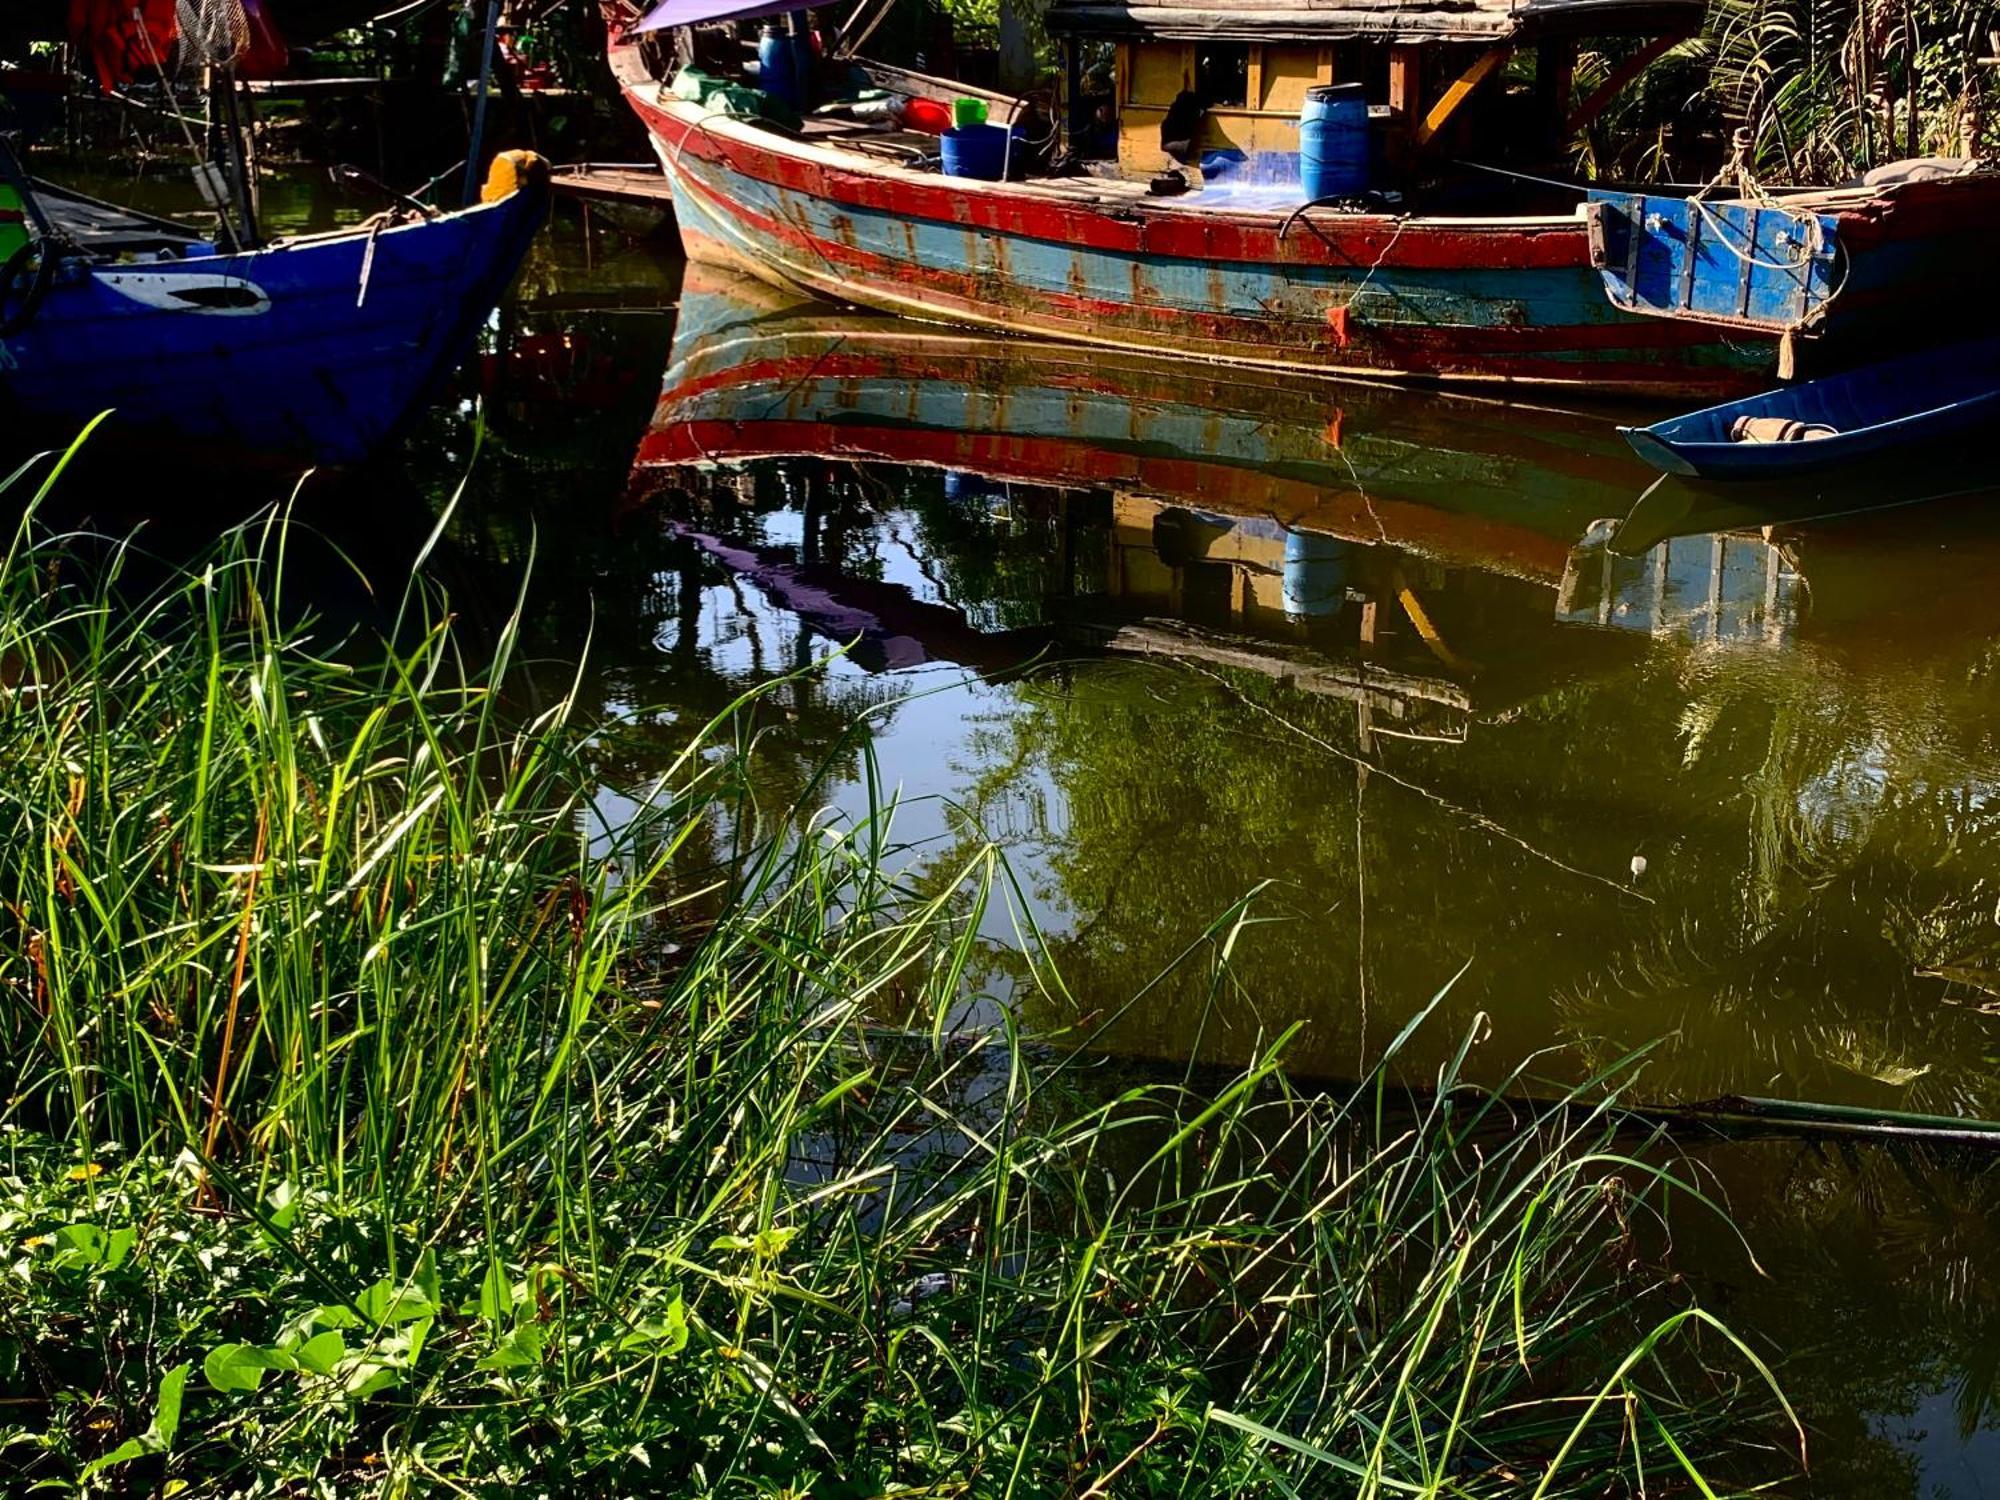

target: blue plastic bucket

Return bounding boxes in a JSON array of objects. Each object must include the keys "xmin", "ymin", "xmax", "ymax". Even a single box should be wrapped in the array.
[
  {"xmin": 1298, "ymin": 83, "xmax": 1368, "ymax": 200},
  {"xmin": 940, "ymin": 122, "xmax": 1019, "ymax": 181}
]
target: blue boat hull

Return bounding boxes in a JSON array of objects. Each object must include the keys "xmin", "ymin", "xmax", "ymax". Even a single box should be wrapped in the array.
[
  {"xmin": 1619, "ymin": 336, "xmax": 2000, "ymax": 479},
  {"xmin": 0, "ymin": 186, "xmax": 546, "ymax": 467}
]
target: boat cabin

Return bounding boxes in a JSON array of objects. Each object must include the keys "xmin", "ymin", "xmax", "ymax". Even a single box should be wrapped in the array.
[{"xmin": 1045, "ymin": 0, "xmax": 1707, "ymax": 190}]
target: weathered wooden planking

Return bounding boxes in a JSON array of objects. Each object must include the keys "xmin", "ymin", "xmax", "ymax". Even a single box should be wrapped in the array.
[{"xmin": 627, "ymin": 85, "xmax": 1768, "ymax": 395}]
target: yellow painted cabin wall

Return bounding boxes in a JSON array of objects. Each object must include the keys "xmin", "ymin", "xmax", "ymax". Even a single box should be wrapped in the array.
[{"xmin": 1114, "ymin": 41, "xmax": 1335, "ymax": 180}]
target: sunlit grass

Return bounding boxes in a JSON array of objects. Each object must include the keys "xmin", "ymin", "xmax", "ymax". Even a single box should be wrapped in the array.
[{"xmin": 0, "ymin": 441, "xmax": 1801, "ymax": 1494}]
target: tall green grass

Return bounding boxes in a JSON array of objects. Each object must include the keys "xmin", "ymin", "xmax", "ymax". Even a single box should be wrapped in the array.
[{"xmin": 0, "ymin": 453, "xmax": 1800, "ymax": 1494}]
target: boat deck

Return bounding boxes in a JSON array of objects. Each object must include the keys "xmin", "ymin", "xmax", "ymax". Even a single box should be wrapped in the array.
[{"xmin": 551, "ymin": 163, "xmax": 678, "ymax": 208}]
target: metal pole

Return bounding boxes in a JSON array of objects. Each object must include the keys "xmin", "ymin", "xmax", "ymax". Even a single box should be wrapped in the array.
[
  {"xmin": 461, "ymin": 0, "xmax": 502, "ymax": 206},
  {"xmin": 217, "ymin": 71, "xmax": 260, "ymax": 246}
]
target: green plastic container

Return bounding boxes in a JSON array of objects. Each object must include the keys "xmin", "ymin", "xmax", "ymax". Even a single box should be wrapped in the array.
[
  {"xmin": 951, "ymin": 97, "xmax": 988, "ymax": 129},
  {"xmin": 0, "ymin": 184, "xmax": 28, "ymax": 263}
]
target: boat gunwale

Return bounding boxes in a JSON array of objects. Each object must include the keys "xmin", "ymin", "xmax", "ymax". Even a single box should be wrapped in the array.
[{"xmin": 632, "ymin": 85, "xmax": 1596, "ymax": 243}]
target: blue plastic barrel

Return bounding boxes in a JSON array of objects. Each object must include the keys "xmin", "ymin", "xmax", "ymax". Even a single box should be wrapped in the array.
[
  {"xmin": 940, "ymin": 122, "xmax": 1020, "ymax": 181},
  {"xmin": 757, "ymin": 25, "xmax": 802, "ymax": 111},
  {"xmin": 1298, "ymin": 83, "xmax": 1368, "ymax": 201}
]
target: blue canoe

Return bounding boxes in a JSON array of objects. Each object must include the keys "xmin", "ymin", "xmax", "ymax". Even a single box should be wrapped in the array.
[
  {"xmin": 0, "ymin": 165, "xmax": 547, "ymax": 468},
  {"xmin": 1619, "ymin": 336, "xmax": 2000, "ymax": 480}
]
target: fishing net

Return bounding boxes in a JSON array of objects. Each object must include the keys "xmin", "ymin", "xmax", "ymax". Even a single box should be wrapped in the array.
[
  {"xmin": 173, "ymin": 0, "xmax": 288, "ymax": 75},
  {"xmin": 175, "ymin": 0, "xmax": 250, "ymax": 68}
]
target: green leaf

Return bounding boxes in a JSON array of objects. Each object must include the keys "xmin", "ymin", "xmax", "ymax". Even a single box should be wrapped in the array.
[
  {"xmin": 51, "ymin": 1223, "xmax": 109, "ymax": 1267},
  {"xmin": 753, "ymin": 1226, "xmax": 798, "ymax": 1259},
  {"xmin": 346, "ymin": 1365, "xmax": 401, "ymax": 1401},
  {"xmin": 358, "ymin": 1275, "xmax": 436, "ymax": 1327},
  {"xmin": 203, "ymin": 1343, "xmax": 293, "ymax": 1393},
  {"xmin": 294, "ymin": 1330, "xmax": 346, "ymax": 1376},
  {"xmin": 402, "ymin": 1315, "xmax": 433, "ymax": 1368},
  {"xmin": 476, "ymin": 1321, "xmax": 547, "ymax": 1371},
  {"xmin": 152, "ymin": 1363, "xmax": 188, "ymax": 1445},
  {"xmin": 666, "ymin": 1293, "xmax": 689, "ymax": 1354},
  {"xmin": 414, "ymin": 1248, "xmax": 440, "ymax": 1312},
  {"xmin": 265, "ymin": 1181, "xmax": 300, "ymax": 1232},
  {"xmin": 477, "ymin": 1259, "xmax": 513, "ymax": 1329},
  {"xmin": 618, "ymin": 1295, "xmax": 690, "ymax": 1357},
  {"xmin": 79, "ymin": 1363, "xmax": 189, "ymax": 1478},
  {"xmin": 79, "ymin": 1437, "xmax": 149, "ymax": 1480}
]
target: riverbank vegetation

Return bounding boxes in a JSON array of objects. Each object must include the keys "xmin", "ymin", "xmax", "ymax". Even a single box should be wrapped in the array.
[
  {"xmin": 1575, "ymin": 0, "xmax": 1996, "ymax": 183},
  {"xmin": 0, "ymin": 451, "xmax": 1800, "ymax": 1494}
]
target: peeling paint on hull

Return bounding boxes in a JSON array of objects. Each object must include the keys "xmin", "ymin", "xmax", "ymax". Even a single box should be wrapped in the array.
[{"xmin": 624, "ymin": 86, "xmax": 1772, "ymax": 397}]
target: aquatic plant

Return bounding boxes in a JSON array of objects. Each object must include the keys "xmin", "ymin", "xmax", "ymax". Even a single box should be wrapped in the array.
[{"xmin": 0, "ymin": 442, "xmax": 1800, "ymax": 1493}]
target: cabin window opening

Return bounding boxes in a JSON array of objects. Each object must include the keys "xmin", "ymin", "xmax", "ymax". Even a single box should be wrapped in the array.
[
  {"xmin": 1194, "ymin": 43, "xmax": 1249, "ymax": 108},
  {"xmin": 1336, "ymin": 42, "xmax": 1388, "ymax": 104},
  {"xmin": 1071, "ymin": 39, "xmax": 1120, "ymax": 158}
]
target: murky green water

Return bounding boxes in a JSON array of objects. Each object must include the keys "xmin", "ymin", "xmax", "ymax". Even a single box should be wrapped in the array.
[{"xmin": 23, "ymin": 175, "xmax": 2000, "ymax": 1495}]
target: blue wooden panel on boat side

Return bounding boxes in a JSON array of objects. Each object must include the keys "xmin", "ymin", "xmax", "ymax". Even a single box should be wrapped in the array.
[{"xmin": 1586, "ymin": 193, "xmax": 1842, "ymax": 333}]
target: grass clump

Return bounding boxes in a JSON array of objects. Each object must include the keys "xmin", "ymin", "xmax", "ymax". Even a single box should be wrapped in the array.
[{"xmin": 0, "ymin": 472, "xmax": 1800, "ymax": 1494}]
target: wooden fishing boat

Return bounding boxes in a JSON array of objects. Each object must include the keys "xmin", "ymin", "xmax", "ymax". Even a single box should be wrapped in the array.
[
  {"xmin": 0, "ymin": 150, "xmax": 549, "ymax": 467},
  {"xmin": 1618, "ymin": 336, "xmax": 2000, "ymax": 480},
  {"xmin": 606, "ymin": 0, "xmax": 1789, "ymax": 397},
  {"xmin": 607, "ymin": 0, "xmax": 2000, "ymax": 395}
]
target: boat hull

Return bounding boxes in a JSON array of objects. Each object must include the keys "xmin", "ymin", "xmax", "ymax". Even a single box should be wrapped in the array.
[
  {"xmin": 0, "ymin": 186, "xmax": 547, "ymax": 467},
  {"xmin": 616, "ymin": 71, "xmax": 1770, "ymax": 398},
  {"xmin": 1619, "ymin": 335, "xmax": 2000, "ymax": 480}
]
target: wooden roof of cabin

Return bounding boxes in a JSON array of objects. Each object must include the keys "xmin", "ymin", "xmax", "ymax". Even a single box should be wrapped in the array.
[{"xmin": 1046, "ymin": 0, "xmax": 1704, "ymax": 43}]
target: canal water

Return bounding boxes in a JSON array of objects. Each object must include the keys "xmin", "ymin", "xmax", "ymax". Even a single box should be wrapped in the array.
[{"xmin": 37, "ymin": 168, "xmax": 2000, "ymax": 1495}]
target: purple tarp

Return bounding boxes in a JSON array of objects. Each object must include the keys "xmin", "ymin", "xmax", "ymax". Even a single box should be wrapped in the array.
[{"xmin": 632, "ymin": 0, "xmax": 805, "ymax": 32}]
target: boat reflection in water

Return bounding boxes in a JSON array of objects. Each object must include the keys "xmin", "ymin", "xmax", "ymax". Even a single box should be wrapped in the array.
[
  {"xmin": 624, "ymin": 269, "xmax": 2000, "ymax": 1496},
  {"xmin": 636, "ymin": 266, "xmax": 1662, "ymax": 722},
  {"xmin": 1558, "ymin": 519, "xmax": 1804, "ymax": 645},
  {"xmin": 631, "ymin": 266, "xmax": 2000, "ymax": 1094}
]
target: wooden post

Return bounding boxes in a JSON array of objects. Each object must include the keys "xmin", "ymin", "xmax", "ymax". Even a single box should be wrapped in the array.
[
  {"xmin": 1388, "ymin": 45, "xmax": 1422, "ymax": 119},
  {"xmin": 1355, "ymin": 600, "xmax": 1378, "ymax": 755},
  {"xmin": 461, "ymin": 0, "xmax": 501, "ymax": 207}
]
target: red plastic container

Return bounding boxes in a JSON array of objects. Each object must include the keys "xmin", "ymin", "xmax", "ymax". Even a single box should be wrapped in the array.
[{"xmin": 902, "ymin": 97, "xmax": 951, "ymax": 135}]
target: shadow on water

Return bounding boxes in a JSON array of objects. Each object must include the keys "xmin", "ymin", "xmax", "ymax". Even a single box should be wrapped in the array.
[{"xmin": 9, "ymin": 191, "xmax": 2000, "ymax": 1497}]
